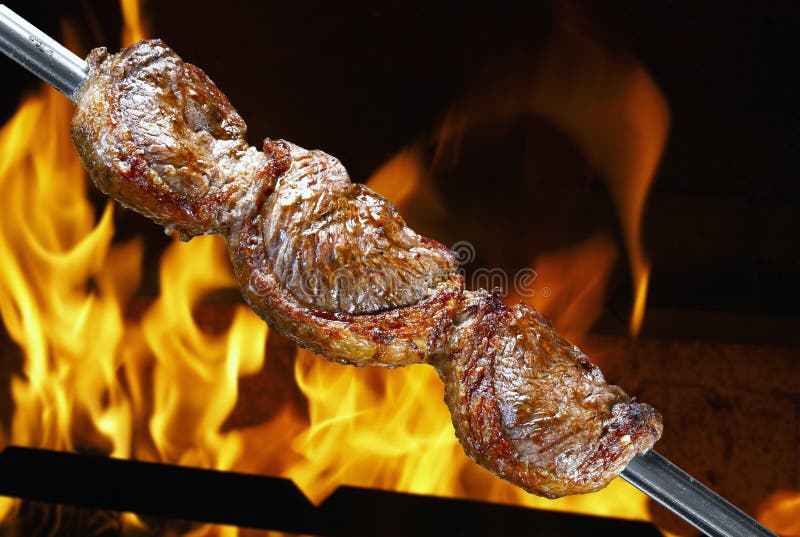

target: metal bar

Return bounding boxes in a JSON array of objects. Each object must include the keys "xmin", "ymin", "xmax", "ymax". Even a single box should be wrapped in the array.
[
  {"xmin": 622, "ymin": 450, "xmax": 777, "ymax": 537},
  {"xmin": 0, "ymin": 446, "xmax": 661, "ymax": 536},
  {"xmin": 0, "ymin": 4, "xmax": 87, "ymax": 100}
]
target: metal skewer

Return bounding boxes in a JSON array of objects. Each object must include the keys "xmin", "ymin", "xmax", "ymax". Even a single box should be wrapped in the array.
[
  {"xmin": 622, "ymin": 450, "xmax": 776, "ymax": 537},
  {"xmin": 0, "ymin": 4, "xmax": 87, "ymax": 100},
  {"xmin": 0, "ymin": 4, "xmax": 781, "ymax": 537}
]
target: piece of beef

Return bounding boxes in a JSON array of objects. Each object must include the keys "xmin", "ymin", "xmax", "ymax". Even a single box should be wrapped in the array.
[
  {"xmin": 71, "ymin": 40, "xmax": 272, "ymax": 240},
  {"xmin": 70, "ymin": 39, "xmax": 662, "ymax": 497},
  {"xmin": 230, "ymin": 138, "xmax": 463, "ymax": 366},
  {"xmin": 434, "ymin": 290, "xmax": 662, "ymax": 497}
]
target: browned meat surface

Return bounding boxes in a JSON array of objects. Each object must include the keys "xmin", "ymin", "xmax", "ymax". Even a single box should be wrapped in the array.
[
  {"xmin": 230, "ymin": 138, "xmax": 463, "ymax": 366},
  {"xmin": 434, "ymin": 290, "xmax": 662, "ymax": 497},
  {"xmin": 260, "ymin": 141, "xmax": 457, "ymax": 316},
  {"xmin": 71, "ymin": 40, "xmax": 273, "ymax": 240},
  {"xmin": 71, "ymin": 39, "xmax": 662, "ymax": 496}
]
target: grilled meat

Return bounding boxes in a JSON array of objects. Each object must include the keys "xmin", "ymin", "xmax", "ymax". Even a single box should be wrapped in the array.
[
  {"xmin": 71, "ymin": 39, "xmax": 662, "ymax": 497},
  {"xmin": 72, "ymin": 39, "xmax": 461, "ymax": 367},
  {"xmin": 435, "ymin": 290, "xmax": 662, "ymax": 497},
  {"xmin": 232, "ymin": 138, "xmax": 463, "ymax": 366},
  {"xmin": 71, "ymin": 40, "xmax": 270, "ymax": 241}
]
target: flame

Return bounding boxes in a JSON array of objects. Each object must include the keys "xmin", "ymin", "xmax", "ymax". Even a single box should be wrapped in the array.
[
  {"xmin": 0, "ymin": 2, "xmax": 265, "ymax": 535},
  {"xmin": 0, "ymin": 83, "xmax": 141, "ymax": 462},
  {"xmin": 758, "ymin": 491, "xmax": 800, "ymax": 537},
  {"xmin": 0, "ymin": 1, "xmax": 668, "ymax": 535},
  {"xmin": 285, "ymin": 350, "xmax": 649, "ymax": 518},
  {"xmin": 286, "ymin": 355, "xmax": 459, "ymax": 505},
  {"xmin": 141, "ymin": 236, "xmax": 267, "ymax": 470},
  {"xmin": 506, "ymin": 233, "xmax": 617, "ymax": 339},
  {"xmin": 0, "ymin": 87, "xmax": 141, "ymax": 522},
  {"xmin": 363, "ymin": 147, "xmax": 424, "ymax": 214},
  {"xmin": 0, "ymin": 69, "xmax": 267, "ymax": 537},
  {"xmin": 120, "ymin": 0, "xmax": 148, "ymax": 46},
  {"xmin": 435, "ymin": 1, "xmax": 668, "ymax": 335},
  {"xmin": 277, "ymin": 138, "xmax": 643, "ymax": 517}
]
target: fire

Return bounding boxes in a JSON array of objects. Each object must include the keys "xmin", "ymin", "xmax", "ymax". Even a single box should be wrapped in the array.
[
  {"xmin": 435, "ymin": 1, "xmax": 669, "ymax": 336},
  {"xmin": 0, "ymin": 73, "xmax": 268, "ymax": 537},
  {"xmin": 758, "ymin": 491, "xmax": 800, "ymax": 537},
  {"xmin": 286, "ymin": 349, "xmax": 650, "ymax": 519},
  {"xmin": 505, "ymin": 234, "xmax": 617, "ymax": 339},
  {"xmin": 287, "ymin": 354, "xmax": 459, "ymax": 505},
  {"xmin": 120, "ymin": 0, "xmax": 148, "ymax": 46},
  {"xmin": 0, "ymin": 1, "xmax": 668, "ymax": 535},
  {"xmin": 277, "ymin": 141, "xmax": 645, "ymax": 519},
  {"xmin": 0, "ymin": 2, "xmax": 265, "ymax": 534},
  {"xmin": 0, "ymin": 86, "xmax": 141, "ymax": 514},
  {"xmin": 141, "ymin": 236, "xmax": 267, "ymax": 469},
  {"xmin": 363, "ymin": 147, "xmax": 424, "ymax": 214}
]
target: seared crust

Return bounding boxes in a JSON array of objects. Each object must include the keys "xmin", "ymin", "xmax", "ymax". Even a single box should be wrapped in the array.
[
  {"xmin": 260, "ymin": 140, "xmax": 458, "ymax": 315},
  {"xmin": 435, "ymin": 290, "xmax": 662, "ymax": 497},
  {"xmin": 70, "ymin": 39, "xmax": 663, "ymax": 496},
  {"xmin": 71, "ymin": 40, "xmax": 273, "ymax": 240},
  {"xmin": 231, "ymin": 138, "xmax": 463, "ymax": 366},
  {"xmin": 228, "ymin": 150, "xmax": 464, "ymax": 365}
]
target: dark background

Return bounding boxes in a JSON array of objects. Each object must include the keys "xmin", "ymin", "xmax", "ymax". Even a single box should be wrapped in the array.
[{"xmin": 1, "ymin": 0, "xmax": 798, "ymax": 343}]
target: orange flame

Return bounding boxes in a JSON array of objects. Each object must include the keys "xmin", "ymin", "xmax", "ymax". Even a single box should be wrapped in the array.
[
  {"xmin": 0, "ymin": 83, "xmax": 142, "ymax": 518},
  {"xmin": 273, "ymin": 139, "xmax": 648, "ymax": 519},
  {"xmin": 364, "ymin": 147, "xmax": 424, "ymax": 214},
  {"xmin": 1, "ymin": 1, "xmax": 670, "ymax": 534},
  {"xmin": 436, "ymin": 2, "xmax": 669, "ymax": 335},
  {"xmin": 507, "ymin": 234, "xmax": 617, "ymax": 339},
  {"xmin": 285, "ymin": 348, "xmax": 650, "ymax": 519},
  {"xmin": 758, "ymin": 491, "xmax": 800, "ymax": 537},
  {"xmin": 0, "ymin": 3, "xmax": 265, "ymax": 535},
  {"xmin": 141, "ymin": 236, "xmax": 267, "ymax": 470},
  {"xmin": 120, "ymin": 0, "xmax": 148, "ymax": 46}
]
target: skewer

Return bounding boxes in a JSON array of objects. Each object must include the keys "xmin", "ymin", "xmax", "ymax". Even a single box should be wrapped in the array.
[
  {"xmin": 0, "ymin": 4, "xmax": 87, "ymax": 100},
  {"xmin": 622, "ymin": 450, "xmax": 776, "ymax": 537},
  {"xmin": 0, "ymin": 5, "xmax": 781, "ymax": 537}
]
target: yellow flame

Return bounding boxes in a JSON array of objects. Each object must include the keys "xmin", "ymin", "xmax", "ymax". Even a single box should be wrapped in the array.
[
  {"xmin": 630, "ymin": 267, "xmax": 650, "ymax": 335},
  {"xmin": 0, "ymin": 85, "xmax": 268, "ymax": 535},
  {"xmin": 143, "ymin": 236, "xmax": 267, "ymax": 470},
  {"xmin": 507, "ymin": 234, "xmax": 617, "ymax": 339},
  {"xmin": 1, "ymin": 1, "xmax": 668, "ymax": 534},
  {"xmin": 286, "ymin": 143, "xmax": 647, "ymax": 519},
  {"xmin": 120, "ymin": 0, "xmax": 147, "ymax": 46},
  {"xmin": 0, "ymin": 3, "xmax": 267, "ymax": 535},
  {"xmin": 286, "ymin": 348, "xmax": 650, "ymax": 519},
  {"xmin": 0, "ymin": 86, "xmax": 139, "ymax": 452},
  {"xmin": 0, "ymin": 83, "xmax": 142, "ymax": 518},
  {"xmin": 364, "ymin": 147, "xmax": 424, "ymax": 213}
]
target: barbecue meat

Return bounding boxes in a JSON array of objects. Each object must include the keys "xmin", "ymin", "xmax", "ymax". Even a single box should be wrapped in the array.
[
  {"xmin": 70, "ymin": 39, "xmax": 662, "ymax": 497},
  {"xmin": 434, "ymin": 290, "xmax": 662, "ymax": 497},
  {"xmin": 231, "ymin": 138, "xmax": 463, "ymax": 366},
  {"xmin": 72, "ymin": 39, "xmax": 462, "ymax": 366}
]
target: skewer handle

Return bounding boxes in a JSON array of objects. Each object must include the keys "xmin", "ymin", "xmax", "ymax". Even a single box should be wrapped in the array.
[
  {"xmin": 622, "ymin": 450, "xmax": 778, "ymax": 537},
  {"xmin": 0, "ymin": 4, "xmax": 87, "ymax": 101}
]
